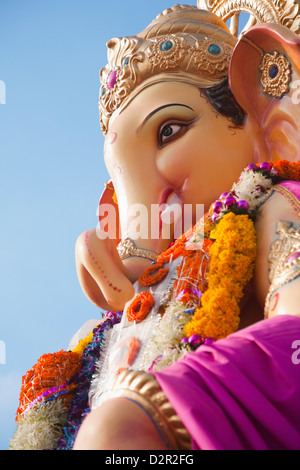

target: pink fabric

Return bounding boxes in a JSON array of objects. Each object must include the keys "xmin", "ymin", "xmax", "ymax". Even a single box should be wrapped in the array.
[
  {"xmin": 279, "ymin": 180, "xmax": 300, "ymax": 200},
  {"xmin": 154, "ymin": 315, "xmax": 300, "ymax": 450}
]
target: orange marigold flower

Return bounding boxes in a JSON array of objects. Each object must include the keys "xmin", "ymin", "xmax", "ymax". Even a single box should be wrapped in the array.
[
  {"xmin": 16, "ymin": 350, "xmax": 81, "ymax": 420},
  {"xmin": 157, "ymin": 241, "xmax": 187, "ymax": 264},
  {"xmin": 172, "ymin": 238, "xmax": 212, "ymax": 303},
  {"xmin": 127, "ymin": 291, "xmax": 155, "ymax": 323},
  {"xmin": 138, "ymin": 263, "xmax": 169, "ymax": 287},
  {"xmin": 271, "ymin": 160, "xmax": 300, "ymax": 181}
]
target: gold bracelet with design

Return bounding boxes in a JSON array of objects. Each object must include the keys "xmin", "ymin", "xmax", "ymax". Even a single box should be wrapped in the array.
[
  {"xmin": 108, "ymin": 369, "xmax": 192, "ymax": 450},
  {"xmin": 117, "ymin": 238, "xmax": 158, "ymax": 263},
  {"xmin": 264, "ymin": 220, "xmax": 300, "ymax": 317}
]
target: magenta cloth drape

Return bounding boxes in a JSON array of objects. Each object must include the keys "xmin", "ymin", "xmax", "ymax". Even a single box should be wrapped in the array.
[
  {"xmin": 154, "ymin": 180, "xmax": 300, "ymax": 450},
  {"xmin": 279, "ymin": 180, "xmax": 300, "ymax": 200},
  {"xmin": 154, "ymin": 315, "xmax": 300, "ymax": 449}
]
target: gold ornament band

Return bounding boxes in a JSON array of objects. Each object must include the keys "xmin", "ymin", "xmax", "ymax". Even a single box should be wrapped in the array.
[
  {"xmin": 117, "ymin": 237, "xmax": 158, "ymax": 262},
  {"xmin": 273, "ymin": 185, "xmax": 300, "ymax": 217},
  {"xmin": 198, "ymin": 0, "xmax": 300, "ymax": 35},
  {"xmin": 108, "ymin": 369, "xmax": 192, "ymax": 450},
  {"xmin": 265, "ymin": 220, "xmax": 300, "ymax": 316}
]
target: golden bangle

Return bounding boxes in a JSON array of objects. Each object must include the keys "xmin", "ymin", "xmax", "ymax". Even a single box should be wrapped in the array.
[{"xmin": 109, "ymin": 369, "xmax": 192, "ymax": 450}]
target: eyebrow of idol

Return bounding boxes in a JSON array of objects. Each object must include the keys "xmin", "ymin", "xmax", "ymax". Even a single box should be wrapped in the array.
[{"xmin": 137, "ymin": 103, "xmax": 194, "ymax": 134}]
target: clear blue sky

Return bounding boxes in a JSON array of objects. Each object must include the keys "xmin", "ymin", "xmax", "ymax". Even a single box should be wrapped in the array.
[{"xmin": 0, "ymin": 0, "xmax": 248, "ymax": 449}]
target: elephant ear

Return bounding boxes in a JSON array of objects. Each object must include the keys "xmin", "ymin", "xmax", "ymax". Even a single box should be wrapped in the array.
[
  {"xmin": 98, "ymin": 180, "xmax": 121, "ymax": 245},
  {"xmin": 229, "ymin": 24, "xmax": 300, "ymax": 162}
]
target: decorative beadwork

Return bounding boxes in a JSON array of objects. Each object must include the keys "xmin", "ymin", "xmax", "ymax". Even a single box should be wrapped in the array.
[
  {"xmin": 146, "ymin": 34, "xmax": 188, "ymax": 70},
  {"xmin": 193, "ymin": 37, "xmax": 231, "ymax": 75}
]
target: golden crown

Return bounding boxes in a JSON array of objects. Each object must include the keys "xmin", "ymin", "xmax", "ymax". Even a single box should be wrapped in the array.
[{"xmin": 98, "ymin": 5, "xmax": 237, "ymax": 135}]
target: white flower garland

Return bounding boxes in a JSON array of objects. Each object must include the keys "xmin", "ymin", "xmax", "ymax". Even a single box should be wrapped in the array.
[
  {"xmin": 9, "ymin": 398, "xmax": 68, "ymax": 450},
  {"xmin": 231, "ymin": 167, "xmax": 276, "ymax": 211},
  {"xmin": 141, "ymin": 300, "xmax": 194, "ymax": 371}
]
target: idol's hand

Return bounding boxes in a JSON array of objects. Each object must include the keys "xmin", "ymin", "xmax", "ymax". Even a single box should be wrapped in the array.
[{"xmin": 75, "ymin": 229, "xmax": 135, "ymax": 311}]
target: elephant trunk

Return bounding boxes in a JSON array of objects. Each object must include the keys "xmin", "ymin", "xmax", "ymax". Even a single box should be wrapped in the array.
[{"xmin": 116, "ymin": 183, "xmax": 185, "ymax": 282}]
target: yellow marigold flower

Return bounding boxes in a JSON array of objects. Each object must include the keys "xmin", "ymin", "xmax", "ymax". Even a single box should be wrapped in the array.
[
  {"xmin": 72, "ymin": 330, "xmax": 94, "ymax": 355},
  {"xmin": 184, "ymin": 213, "xmax": 257, "ymax": 340}
]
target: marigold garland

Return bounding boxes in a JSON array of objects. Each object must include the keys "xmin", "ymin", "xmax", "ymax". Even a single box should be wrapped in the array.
[
  {"xmin": 157, "ymin": 238, "xmax": 188, "ymax": 264},
  {"xmin": 127, "ymin": 291, "xmax": 154, "ymax": 322},
  {"xmin": 271, "ymin": 159, "xmax": 300, "ymax": 181},
  {"xmin": 13, "ymin": 160, "xmax": 300, "ymax": 450},
  {"xmin": 138, "ymin": 263, "xmax": 169, "ymax": 287},
  {"xmin": 72, "ymin": 330, "xmax": 94, "ymax": 355},
  {"xmin": 16, "ymin": 350, "xmax": 82, "ymax": 420},
  {"xmin": 180, "ymin": 160, "xmax": 300, "ymax": 341},
  {"xmin": 184, "ymin": 212, "xmax": 257, "ymax": 340},
  {"xmin": 172, "ymin": 238, "xmax": 212, "ymax": 304}
]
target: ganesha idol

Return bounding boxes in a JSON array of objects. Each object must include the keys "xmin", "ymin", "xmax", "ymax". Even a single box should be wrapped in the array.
[{"xmin": 11, "ymin": 1, "xmax": 300, "ymax": 451}]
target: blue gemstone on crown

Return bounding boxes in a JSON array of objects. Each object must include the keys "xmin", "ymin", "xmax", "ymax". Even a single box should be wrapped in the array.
[
  {"xmin": 123, "ymin": 57, "xmax": 129, "ymax": 66},
  {"xmin": 269, "ymin": 65, "xmax": 278, "ymax": 79},
  {"xmin": 160, "ymin": 40, "xmax": 173, "ymax": 52},
  {"xmin": 208, "ymin": 44, "xmax": 221, "ymax": 55},
  {"xmin": 100, "ymin": 86, "xmax": 106, "ymax": 97}
]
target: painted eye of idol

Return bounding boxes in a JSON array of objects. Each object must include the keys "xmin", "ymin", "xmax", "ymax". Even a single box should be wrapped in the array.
[
  {"xmin": 136, "ymin": 103, "xmax": 198, "ymax": 148},
  {"xmin": 158, "ymin": 121, "xmax": 190, "ymax": 147}
]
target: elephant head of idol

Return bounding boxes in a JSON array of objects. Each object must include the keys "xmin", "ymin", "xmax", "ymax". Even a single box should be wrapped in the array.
[{"xmin": 75, "ymin": 4, "xmax": 300, "ymax": 311}]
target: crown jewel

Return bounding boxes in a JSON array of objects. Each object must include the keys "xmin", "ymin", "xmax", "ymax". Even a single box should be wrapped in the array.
[{"xmin": 98, "ymin": 5, "xmax": 237, "ymax": 134}]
